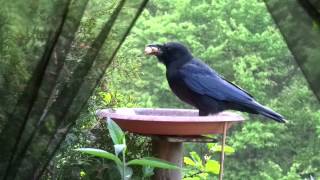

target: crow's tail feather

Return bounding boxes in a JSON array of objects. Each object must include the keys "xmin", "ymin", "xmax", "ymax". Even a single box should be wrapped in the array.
[{"xmin": 246, "ymin": 101, "xmax": 286, "ymax": 123}]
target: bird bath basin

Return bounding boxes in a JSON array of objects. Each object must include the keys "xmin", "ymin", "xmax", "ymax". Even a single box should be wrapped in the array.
[
  {"xmin": 97, "ymin": 108, "xmax": 245, "ymax": 180},
  {"xmin": 96, "ymin": 108, "xmax": 244, "ymax": 136}
]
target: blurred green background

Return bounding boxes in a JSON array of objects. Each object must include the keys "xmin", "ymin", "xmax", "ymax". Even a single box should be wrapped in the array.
[{"xmin": 1, "ymin": 0, "xmax": 319, "ymax": 179}]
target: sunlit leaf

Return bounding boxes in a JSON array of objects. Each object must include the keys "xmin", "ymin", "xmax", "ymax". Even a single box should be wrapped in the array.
[
  {"xmin": 206, "ymin": 143, "xmax": 215, "ymax": 150},
  {"xmin": 80, "ymin": 170, "xmax": 86, "ymax": 177},
  {"xmin": 198, "ymin": 172, "xmax": 210, "ymax": 179},
  {"xmin": 205, "ymin": 160, "xmax": 220, "ymax": 175},
  {"xmin": 102, "ymin": 92, "xmax": 112, "ymax": 104},
  {"xmin": 184, "ymin": 157, "xmax": 196, "ymax": 166},
  {"xmin": 190, "ymin": 151, "xmax": 202, "ymax": 164},
  {"xmin": 209, "ymin": 145, "xmax": 235, "ymax": 155},
  {"xmin": 189, "ymin": 151, "xmax": 204, "ymax": 170}
]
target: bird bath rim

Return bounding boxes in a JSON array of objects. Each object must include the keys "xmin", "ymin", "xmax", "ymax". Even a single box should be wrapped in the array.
[{"xmin": 96, "ymin": 108, "xmax": 245, "ymax": 123}]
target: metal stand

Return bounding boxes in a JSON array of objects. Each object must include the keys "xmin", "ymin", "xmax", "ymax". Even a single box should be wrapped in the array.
[{"xmin": 219, "ymin": 122, "xmax": 228, "ymax": 180}]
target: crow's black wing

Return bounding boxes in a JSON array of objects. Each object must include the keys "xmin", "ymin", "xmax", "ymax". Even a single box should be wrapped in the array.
[
  {"xmin": 179, "ymin": 60, "xmax": 254, "ymax": 103},
  {"xmin": 178, "ymin": 59, "xmax": 285, "ymax": 123}
]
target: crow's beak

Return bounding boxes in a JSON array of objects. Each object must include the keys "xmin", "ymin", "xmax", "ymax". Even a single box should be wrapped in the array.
[{"xmin": 145, "ymin": 44, "xmax": 162, "ymax": 56}]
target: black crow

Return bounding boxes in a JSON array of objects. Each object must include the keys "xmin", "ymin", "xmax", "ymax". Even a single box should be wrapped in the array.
[{"xmin": 145, "ymin": 42, "xmax": 286, "ymax": 123}]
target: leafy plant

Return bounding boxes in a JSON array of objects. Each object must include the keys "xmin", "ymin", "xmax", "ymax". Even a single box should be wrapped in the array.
[
  {"xmin": 75, "ymin": 118, "xmax": 179, "ymax": 179},
  {"xmin": 183, "ymin": 143, "xmax": 235, "ymax": 179}
]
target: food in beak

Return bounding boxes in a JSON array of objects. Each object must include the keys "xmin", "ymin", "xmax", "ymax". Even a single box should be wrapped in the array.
[{"xmin": 145, "ymin": 46, "xmax": 160, "ymax": 55}]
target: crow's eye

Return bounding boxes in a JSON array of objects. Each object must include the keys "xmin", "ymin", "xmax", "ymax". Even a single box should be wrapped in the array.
[{"xmin": 163, "ymin": 44, "xmax": 172, "ymax": 51}]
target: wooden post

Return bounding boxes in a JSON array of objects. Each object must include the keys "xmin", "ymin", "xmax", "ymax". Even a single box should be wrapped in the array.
[
  {"xmin": 219, "ymin": 122, "xmax": 228, "ymax": 180},
  {"xmin": 152, "ymin": 137, "xmax": 183, "ymax": 180}
]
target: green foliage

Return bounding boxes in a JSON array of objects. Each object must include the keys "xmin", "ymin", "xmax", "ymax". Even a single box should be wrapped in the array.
[
  {"xmin": 183, "ymin": 143, "xmax": 235, "ymax": 179},
  {"xmin": 75, "ymin": 148, "xmax": 122, "ymax": 166},
  {"xmin": 76, "ymin": 118, "xmax": 179, "ymax": 179},
  {"xmin": 0, "ymin": 0, "xmax": 55, "ymax": 130}
]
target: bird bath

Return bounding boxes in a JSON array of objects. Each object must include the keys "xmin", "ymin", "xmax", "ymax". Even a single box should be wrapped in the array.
[{"xmin": 97, "ymin": 108, "xmax": 244, "ymax": 180}]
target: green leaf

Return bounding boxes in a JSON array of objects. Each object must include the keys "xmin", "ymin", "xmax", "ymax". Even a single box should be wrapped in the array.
[
  {"xmin": 107, "ymin": 117, "xmax": 125, "ymax": 145},
  {"xmin": 190, "ymin": 151, "xmax": 202, "ymax": 164},
  {"xmin": 205, "ymin": 160, "xmax": 220, "ymax": 175},
  {"xmin": 127, "ymin": 157, "xmax": 180, "ymax": 169},
  {"xmin": 189, "ymin": 151, "xmax": 204, "ymax": 170},
  {"xmin": 75, "ymin": 148, "xmax": 122, "ymax": 166},
  {"xmin": 209, "ymin": 145, "xmax": 235, "ymax": 155},
  {"xmin": 184, "ymin": 157, "xmax": 196, "ymax": 166},
  {"xmin": 206, "ymin": 143, "xmax": 215, "ymax": 150},
  {"xmin": 102, "ymin": 92, "xmax": 112, "ymax": 104}
]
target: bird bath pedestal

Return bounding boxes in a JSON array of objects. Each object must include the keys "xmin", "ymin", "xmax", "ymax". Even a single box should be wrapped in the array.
[{"xmin": 97, "ymin": 108, "xmax": 244, "ymax": 180}]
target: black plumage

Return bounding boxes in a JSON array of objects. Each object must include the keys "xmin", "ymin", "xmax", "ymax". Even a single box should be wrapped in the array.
[{"xmin": 145, "ymin": 42, "xmax": 286, "ymax": 123}]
